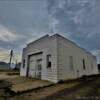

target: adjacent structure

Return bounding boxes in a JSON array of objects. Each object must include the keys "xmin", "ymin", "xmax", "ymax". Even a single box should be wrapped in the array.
[{"xmin": 20, "ymin": 34, "xmax": 98, "ymax": 83}]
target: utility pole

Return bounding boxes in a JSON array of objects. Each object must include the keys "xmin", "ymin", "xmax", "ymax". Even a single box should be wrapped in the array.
[
  {"xmin": 15, "ymin": 59, "xmax": 17, "ymax": 69},
  {"xmin": 9, "ymin": 50, "xmax": 13, "ymax": 68}
]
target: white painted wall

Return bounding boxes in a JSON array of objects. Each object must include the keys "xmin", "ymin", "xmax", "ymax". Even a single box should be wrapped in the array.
[
  {"xmin": 56, "ymin": 35, "xmax": 98, "ymax": 81},
  {"xmin": 20, "ymin": 34, "xmax": 98, "ymax": 83},
  {"xmin": 20, "ymin": 35, "xmax": 58, "ymax": 83},
  {"xmin": 20, "ymin": 48, "xmax": 28, "ymax": 76}
]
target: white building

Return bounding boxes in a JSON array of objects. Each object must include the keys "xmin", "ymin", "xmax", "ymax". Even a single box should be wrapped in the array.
[{"xmin": 20, "ymin": 34, "xmax": 98, "ymax": 83}]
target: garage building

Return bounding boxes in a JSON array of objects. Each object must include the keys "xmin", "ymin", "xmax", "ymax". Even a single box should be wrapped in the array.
[{"xmin": 20, "ymin": 34, "xmax": 98, "ymax": 83}]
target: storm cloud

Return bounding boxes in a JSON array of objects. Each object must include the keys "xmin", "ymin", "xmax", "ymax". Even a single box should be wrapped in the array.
[
  {"xmin": 0, "ymin": 0, "xmax": 50, "ymax": 62},
  {"xmin": 0, "ymin": 0, "xmax": 99, "ymax": 62},
  {"xmin": 47, "ymin": 0, "xmax": 100, "ymax": 62}
]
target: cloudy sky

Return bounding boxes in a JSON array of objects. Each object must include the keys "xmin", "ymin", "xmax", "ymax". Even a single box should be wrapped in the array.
[{"xmin": 0, "ymin": 0, "xmax": 100, "ymax": 63}]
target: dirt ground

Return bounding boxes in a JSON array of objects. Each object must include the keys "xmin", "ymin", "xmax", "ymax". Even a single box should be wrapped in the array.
[
  {"xmin": 1, "ymin": 71, "xmax": 100, "ymax": 100},
  {"xmin": 0, "ymin": 71, "xmax": 53, "ymax": 93},
  {"xmin": 7, "ymin": 75, "xmax": 100, "ymax": 100},
  {"xmin": 42, "ymin": 76, "xmax": 100, "ymax": 100},
  {"xmin": 10, "ymin": 75, "xmax": 100, "ymax": 100},
  {"xmin": 9, "ymin": 82, "xmax": 79, "ymax": 100}
]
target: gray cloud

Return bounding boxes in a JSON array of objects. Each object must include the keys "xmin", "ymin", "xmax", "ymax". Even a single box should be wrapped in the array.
[
  {"xmin": 0, "ymin": 0, "xmax": 51, "ymax": 62},
  {"xmin": 0, "ymin": 0, "xmax": 99, "ymax": 62},
  {"xmin": 0, "ymin": 0, "xmax": 50, "ymax": 34},
  {"xmin": 0, "ymin": 0, "xmax": 50, "ymax": 51},
  {"xmin": 47, "ymin": 0, "xmax": 100, "ymax": 61}
]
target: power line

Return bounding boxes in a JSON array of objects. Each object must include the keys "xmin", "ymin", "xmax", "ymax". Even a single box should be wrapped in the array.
[{"xmin": 0, "ymin": 50, "xmax": 20, "ymax": 64}]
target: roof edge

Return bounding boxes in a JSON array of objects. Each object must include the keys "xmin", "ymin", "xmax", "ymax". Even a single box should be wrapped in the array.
[{"xmin": 27, "ymin": 34, "xmax": 49, "ymax": 47}]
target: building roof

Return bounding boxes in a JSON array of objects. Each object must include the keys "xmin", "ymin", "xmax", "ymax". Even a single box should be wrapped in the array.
[
  {"xmin": 52, "ymin": 34, "xmax": 94, "ymax": 57},
  {"xmin": 26, "ymin": 33, "xmax": 95, "ymax": 58},
  {"xmin": 27, "ymin": 34, "xmax": 49, "ymax": 47}
]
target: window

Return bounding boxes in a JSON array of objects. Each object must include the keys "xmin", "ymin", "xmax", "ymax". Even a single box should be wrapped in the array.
[
  {"xmin": 69, "ymin": 56, "xmax": 74, "ymax": 70},
  {"xmin": 82, "ymin": 59, "xmax": 86, "ymax": 70},
  {"xmin": 23, "ymin": 59, "xmax": 25, "ymax": 68},
  {"xmin": 47, "ymin": 55, "xmax": 51, "ymax": 68}
]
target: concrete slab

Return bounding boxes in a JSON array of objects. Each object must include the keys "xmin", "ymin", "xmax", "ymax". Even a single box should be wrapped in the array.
[
  {"xmin": 0, "ymin": 73, "xmax": 53, "ymax": 93},
  {"xmin": 11, "ymin": 79, "xmax": 53, "ymax": 93}
]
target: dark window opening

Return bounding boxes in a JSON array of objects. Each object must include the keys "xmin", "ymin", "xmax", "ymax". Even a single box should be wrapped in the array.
[
  {"xmin": 47, "ymin": 55, "xmax": 51, "ymax": 68},
  {"xmin": 82, "ymin": 59, "xmax": 86, "ymax": 70},
  {"xmin": 69, "ymin": 56, "xmax": 74, "ymax": 71},
  {"xmin": 47, "ymin": 62, "xmax": 51, "ymax": 68},
  {"xmin": 23, "ymin": 59, "xmax": 25, "ymax": 68}
]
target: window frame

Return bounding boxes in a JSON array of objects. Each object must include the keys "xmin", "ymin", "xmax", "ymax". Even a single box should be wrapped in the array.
[
  {"xmin": 47, "ymin": 54, "xmax": 52, "ymax": 68},
  {"xmin": 69, "ymin": 56, "xmax": 74, "ymax": 71},
  {"xmin": 82, "ymin": 59, "xmax": 86, "ymax": 70}
]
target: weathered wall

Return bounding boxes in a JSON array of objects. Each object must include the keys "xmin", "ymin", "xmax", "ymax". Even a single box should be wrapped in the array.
[
  {"xmin": 20, "ymin": 35, "xmax": 58, "ymax": 83},
  {"xmin": 57, "ymin": 35, "xmax": 98, "ymax": 81},
  {"xmin": 20, "ymin": 34, "xmax": 98, "ymax": 83}
]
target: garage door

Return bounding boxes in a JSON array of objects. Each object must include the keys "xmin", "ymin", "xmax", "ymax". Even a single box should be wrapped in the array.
[
  {"xmin": 28, "ymin": 53, "xmax": 42, "ymax": 78},
  {"xmin": 29, "ymin": 56, "xmax": 36, "ymax": 77}
]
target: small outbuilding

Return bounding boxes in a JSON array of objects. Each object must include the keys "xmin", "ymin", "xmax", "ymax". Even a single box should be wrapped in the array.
[{"xmin": 20, "ymin": 34, "xmax": 98, "ymax": 83}]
